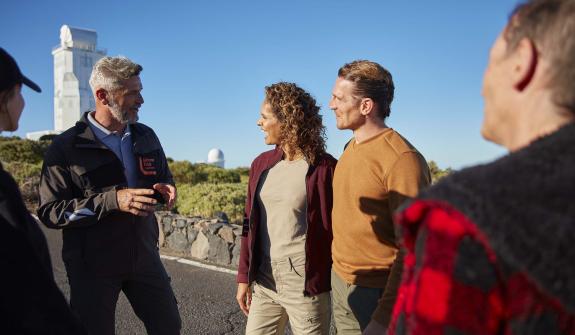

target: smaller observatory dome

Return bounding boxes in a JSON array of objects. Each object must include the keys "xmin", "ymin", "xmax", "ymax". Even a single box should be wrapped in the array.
[{"xmin": 207, "ymin": 148, "xmax": 225, "ymax": 168}]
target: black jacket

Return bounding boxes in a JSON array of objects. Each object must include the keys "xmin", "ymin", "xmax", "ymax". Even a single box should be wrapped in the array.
[
  {"xmin": 37, "ymin": 112, "xmax": 173, "ymax": 278},
  {"xmin": 0, "ymin": 163, "xmax": 86, "ymax": 333}
]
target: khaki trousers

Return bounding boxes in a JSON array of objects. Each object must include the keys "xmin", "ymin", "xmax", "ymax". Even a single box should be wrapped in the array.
[
  {"xmin": 331, "ymin": 270, "xmax": 384, "ymax": 335},
  {"xmin": 245, "ymin": 254, "xmax": 330, "ymax": 335}
]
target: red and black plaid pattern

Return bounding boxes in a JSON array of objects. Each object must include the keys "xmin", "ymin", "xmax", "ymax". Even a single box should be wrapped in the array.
[{"xmin": 388, "ymin": 200, "xmax": 575, "ymax": 335}]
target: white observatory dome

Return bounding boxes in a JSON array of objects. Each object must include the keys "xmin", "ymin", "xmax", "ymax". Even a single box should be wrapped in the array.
[{"xmin": 207, "ymin": 148, "xmax": 225, "ymax": 168}]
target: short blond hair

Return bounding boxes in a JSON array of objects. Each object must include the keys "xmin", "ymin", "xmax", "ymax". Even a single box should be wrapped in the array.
[{"xmin": 338, "ymin": 60, "xmax": 394, "ymax": 119}]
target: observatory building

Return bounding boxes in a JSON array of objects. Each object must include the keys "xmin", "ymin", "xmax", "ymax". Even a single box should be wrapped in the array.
[
  {"xmin": 207, "ymin": 148, "xmax": 225, "ymax": 168},
  {"xmin": 27, "ymin": 25, "xmax": 106, "ymax": 139},
  {"xmin": 53, "ymin": 25, "xmax": 106, "ymax": 132}
]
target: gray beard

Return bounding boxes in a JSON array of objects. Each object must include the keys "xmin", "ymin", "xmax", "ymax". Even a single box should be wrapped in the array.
[{"xmin": 109, "ymin": 101, "xmax": 138, "ymax": 124}]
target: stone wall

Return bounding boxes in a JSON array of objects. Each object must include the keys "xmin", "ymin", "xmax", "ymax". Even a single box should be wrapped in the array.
[{"xmin": 156, "ymin": 211, "xmax": 242, "ymax": 268}]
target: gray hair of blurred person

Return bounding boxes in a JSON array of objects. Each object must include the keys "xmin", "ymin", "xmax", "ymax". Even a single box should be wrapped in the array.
[
  {"xmin": 506, "ymin": 0, "xmax": 575, "ymax": 113},
  {"xmin": 89, "ymin": 56, "xmax": 143, "ymax": 96}
]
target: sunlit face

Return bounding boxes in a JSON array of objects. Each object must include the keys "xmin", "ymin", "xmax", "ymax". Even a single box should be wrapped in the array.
[
  {"xmin": 108, "ymin": 76, "xmax": 144, "ymax": 124},
  {"xmin": 481, "ymin": 31, "xmax": 515, "ymax": 145},
  {"xmin": 257, "ymin": 101, "xmax": 282, "ymax": 145},
  {"xmin": 329, "ymin": 77, "xmax": 364, "ymax": 131},
  {"xmin": 1, "ymin": 84, "xmax": 25, "ymax": 132}
]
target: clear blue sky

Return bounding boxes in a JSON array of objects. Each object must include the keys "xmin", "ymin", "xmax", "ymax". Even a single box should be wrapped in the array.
[{"xmin": 1, "ymin": 0, "xmax": 518, "ymax": 169}]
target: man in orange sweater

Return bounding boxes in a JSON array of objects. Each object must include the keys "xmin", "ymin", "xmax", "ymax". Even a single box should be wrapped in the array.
[{"xmin": 329, "ymin": 60, "xmax": 431, "ymax": 335}]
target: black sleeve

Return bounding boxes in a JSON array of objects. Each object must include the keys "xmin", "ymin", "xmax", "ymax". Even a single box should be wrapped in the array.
[
  {"xmin": 37, "ymin": 142, "xmax": 119, "ymax": 229},
  {"xmin": 0, "ymin": 216, "xmax": 87, "ymax": 334}
]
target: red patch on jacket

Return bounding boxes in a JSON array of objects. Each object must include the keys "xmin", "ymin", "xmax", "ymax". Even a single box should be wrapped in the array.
[{"xmin": 139, "ymin": 157, "xmax": 157, "ymax": 176}]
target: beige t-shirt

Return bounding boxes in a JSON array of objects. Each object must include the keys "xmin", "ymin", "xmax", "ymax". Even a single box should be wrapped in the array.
[{"xmin": 256, "ymin": 159, "xmax": 309, "ymax": 261}]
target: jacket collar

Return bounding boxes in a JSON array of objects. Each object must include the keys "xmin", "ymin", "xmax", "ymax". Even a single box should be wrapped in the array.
[
  {"xmin": 422, "ymin": 122, "xmax": 575, "ymax": 312},
  {"xmin": 261, "ymin": 146, "xmax": 322, "ymax": 169},
  {"xmin": 266, "ymin": 145, "xmax": 284, "ymax": 168},
  {"xmin": 256, "ymin": 146, "xmax": 320, "ymax": 181},
  {"xmin": 74, "ymin": 112, "xmax": 108, "ymax": 150},
  {"xmin": 74, "ymin": 112, "xmax": 153, "ymax": 153}
]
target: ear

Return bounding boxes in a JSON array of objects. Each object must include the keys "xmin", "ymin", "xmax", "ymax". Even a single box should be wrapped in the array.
[
  {"xmin": 95, "ymin": 88, "xmax": 110, "ymax": 105},
  {"xmin": 513, "ymin": 38, "xmax": 538, "ymax": 91},
  {"xmin": 359, "ymin": 98, "xmax": 375, "ymax": 116}
]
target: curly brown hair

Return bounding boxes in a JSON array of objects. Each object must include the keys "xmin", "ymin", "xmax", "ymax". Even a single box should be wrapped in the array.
[{"xmin": 264, "ymin": 82, "xmax": 326, "ymax": 165}]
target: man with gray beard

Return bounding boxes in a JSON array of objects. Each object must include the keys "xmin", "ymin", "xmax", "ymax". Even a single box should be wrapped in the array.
[{"xmin": 38, "ymin": 56, "xmax": 181, "ymax": 335}]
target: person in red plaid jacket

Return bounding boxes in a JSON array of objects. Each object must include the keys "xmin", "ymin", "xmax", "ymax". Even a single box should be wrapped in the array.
[{"xmin": 388, "ymin": 0, "xmax": 575, "ymax": 334}]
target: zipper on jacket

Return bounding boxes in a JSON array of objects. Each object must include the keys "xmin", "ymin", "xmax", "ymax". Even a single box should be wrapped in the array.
[{"xmin": 92, "ymin": 144, "xmax": 138, "ymax": 273}]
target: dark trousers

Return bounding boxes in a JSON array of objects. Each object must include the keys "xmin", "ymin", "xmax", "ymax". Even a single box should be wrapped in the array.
[
  {"xmin": 331, "ymin": 270, "xmax": 384, "ymax": 334},
  {"xmin": 68, "ymin": 268, "xmax": 181, "ymax": 335}
]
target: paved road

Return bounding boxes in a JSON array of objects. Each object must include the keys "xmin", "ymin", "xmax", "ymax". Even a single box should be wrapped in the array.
[{"xmin": 42, "ymin": 225, "xmax": 247, "ymax": 334}]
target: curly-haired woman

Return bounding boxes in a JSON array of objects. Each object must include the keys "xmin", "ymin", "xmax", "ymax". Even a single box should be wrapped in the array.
[{"xmin": 236, "ymin": 82, "xmax": 337, "ymax": 335}]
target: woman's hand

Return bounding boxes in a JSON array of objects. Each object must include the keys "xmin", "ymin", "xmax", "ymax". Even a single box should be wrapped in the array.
[{"xmin": 236, "ymin": 283, "xmax": 252, "ymax": 316}]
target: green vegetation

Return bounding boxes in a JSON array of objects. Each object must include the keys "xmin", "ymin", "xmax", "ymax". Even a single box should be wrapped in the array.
[
  {"xmin": 0, "ymin": 138, "xmax": 50, "ymax": 164},
  {"xmin": 168, "ymin": 160, "xmax": 248, "ymax": 222},
  {"xmin": 176, "ymin": 183, "xmax": 246, "ymax": 223},
  {"xmin": 3, "ymin": 161, "xmax": 42, "ymax": 186},
  {"xmin": 1, "ymin": 135, "xmax": 452, "ymax": 220},
  {"xmin": 428, "ymin": 160, "xmax": 453, "ymax": 183},
  {"xmin": 230, "ymin": 166, "xmax": 250, "ymax": 183},
  {"xmin": 169, "ymin": 161, "xmax": 242, "ymax": 185},
  {"xmin": 0, "ymin": 136, "xmax": 48, "ymax": 207}
]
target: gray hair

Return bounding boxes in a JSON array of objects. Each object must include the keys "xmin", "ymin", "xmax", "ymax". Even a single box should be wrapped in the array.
[
  {"xmin": 506, "ymin": 0, "xmax": 575, "ymax": 112},
  {"xmin": 89, "ymin": 56, "xmax": 143, "ymax": 93}
]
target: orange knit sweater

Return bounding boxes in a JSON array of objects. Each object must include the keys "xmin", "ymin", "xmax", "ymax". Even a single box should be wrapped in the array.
[{"xmin": 331, "ymin": 128, "xmax": 431, "ymax": 325}]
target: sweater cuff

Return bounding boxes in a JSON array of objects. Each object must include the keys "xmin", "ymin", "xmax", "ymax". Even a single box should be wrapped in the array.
[
  {"xmin": 236, "ymin": 273, "xmax": 248, "ymax": 284},
  {"xmin": 104, "ymin": 187, "xmax": 120, "ymax": 212},
  {"xmin": 371, "ymin": 303, "xmax": 391, "ymax": 328}
]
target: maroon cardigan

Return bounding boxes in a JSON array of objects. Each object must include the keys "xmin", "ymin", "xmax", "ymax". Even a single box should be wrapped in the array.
[{"xmin": 236, "ymin": 146, "xmax": 337, "ymax": 296}]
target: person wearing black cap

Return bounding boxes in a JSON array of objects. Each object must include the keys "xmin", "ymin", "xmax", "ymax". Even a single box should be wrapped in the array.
[
  {"xmin": 0, "ymin": 47, "xmax": 86, "ymax": 333},
  {"xmin": 0, "ymin": 48, "xmax": 40, "ymax": 130}
]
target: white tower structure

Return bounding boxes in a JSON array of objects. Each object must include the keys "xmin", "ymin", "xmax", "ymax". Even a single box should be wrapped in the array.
[
  {"xmin": 207, "ymin": 148, "xmax": 225, "ymax": 168},
  {"xmin": 52, "ymin": 25, "xmax": 106, "ymax": 132}
]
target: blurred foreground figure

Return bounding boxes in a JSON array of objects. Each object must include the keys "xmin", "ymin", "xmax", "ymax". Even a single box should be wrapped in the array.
[
  {"xmin": 389, "ymin": 1, "xmax": 575, "ymax": 334},
  {"xmin": 0, "ymin": 48, "xmax": 86, "ymax": 333}
]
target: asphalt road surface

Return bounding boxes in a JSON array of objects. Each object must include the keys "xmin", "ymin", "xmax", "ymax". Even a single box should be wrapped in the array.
[{"xmin": 42, "ymin": 225, "xmax": 246, "ymax": 334}]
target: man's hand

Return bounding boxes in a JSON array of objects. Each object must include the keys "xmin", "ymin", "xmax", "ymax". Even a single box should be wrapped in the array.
[
  {"xmin": 236, "ymin": 283, "xmax": 252, "ymax": 316},
  {"xmin": 116, "ymin": 188, "xmax": 157, "ymax": 216},
  {"xmin": 153, "ymin": 183, "xmax": 177, "ymax": 210},
  {"xmin": 363, "ymin": 320, "xmax": 387, "ymax": 335}
]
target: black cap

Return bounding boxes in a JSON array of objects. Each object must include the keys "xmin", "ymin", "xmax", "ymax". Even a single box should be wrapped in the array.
[{"xmin": 0, "ymin": 47, "xmax": 41, "ymax": 93}]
